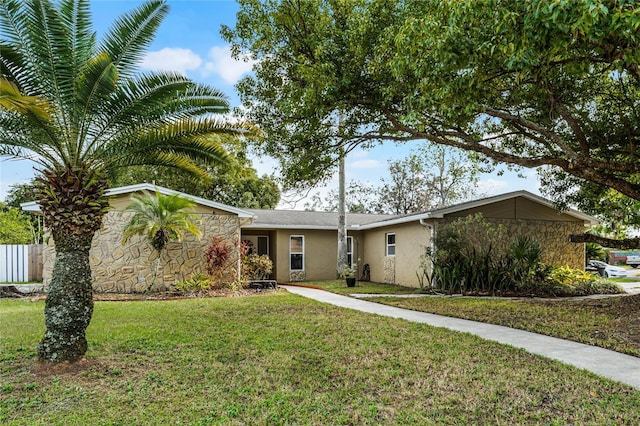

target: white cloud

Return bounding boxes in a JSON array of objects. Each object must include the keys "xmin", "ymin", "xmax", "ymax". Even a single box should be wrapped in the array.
[
  {"xmin": 477, "ymin": 178, "xmax": 509, "ymax": 195},
  {"xmin": 203, "ymin": 46, "xmax": 256, "ymax": 84},
  {"xmin": 350, "ymin": 159, "xmax": 382, "ymax": 169},
  {"xmin": 140, "ymin": 48, "xmax": 202, "ymax": 75}
]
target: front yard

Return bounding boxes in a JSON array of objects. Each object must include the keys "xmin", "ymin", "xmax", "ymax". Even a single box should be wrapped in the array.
[
  {"xmin": 2, "ymin": 291, "xmax": 639, "ymax": 424},
  {"xmin": 309, "ymin": 280, "xmax": 640, "ymax": 357}
]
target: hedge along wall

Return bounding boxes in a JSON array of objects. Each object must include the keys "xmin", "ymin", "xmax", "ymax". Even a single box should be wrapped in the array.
[
  {"xmin": 440, "ymin": 217, "xmax": 585, "ymax": 269},
  {"xmin": 42, "ymin": 212, "xmax": 246, "ymax": 293}
]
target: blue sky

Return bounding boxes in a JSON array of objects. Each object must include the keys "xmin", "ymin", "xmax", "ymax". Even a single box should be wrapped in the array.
[{"xmin": 0, "ymin": 0, "xmax": 541, "ymax": 207}]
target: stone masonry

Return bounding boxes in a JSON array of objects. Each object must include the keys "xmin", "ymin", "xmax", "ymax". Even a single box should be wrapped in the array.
[
  {"xmin": 440, "ymin": 218, "xmax": 585, "ymax": 269},
  {"xmin": 42, "ymin": 212, "xmax": 242, "ymax": 293},
  {"xmin": 383, "ymin": 256, "xmax": 395, "ymax": 284}
]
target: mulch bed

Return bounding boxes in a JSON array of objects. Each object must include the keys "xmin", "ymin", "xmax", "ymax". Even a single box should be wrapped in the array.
[{"xmin": 92, "ymin": 288, "xmax": 278, "ymax": 301}]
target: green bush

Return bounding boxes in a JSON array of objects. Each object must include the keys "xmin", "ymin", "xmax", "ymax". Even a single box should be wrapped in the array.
[
  {"xmin": 176, "ymin": 273, "xmax": 212, "ymax": 293},
  {"xmin": 541, "ymin": 265, "xmax": 624, "ymax": 297},
  {"xmin": 242, "ymin": 253, "xmax": 273, "ymax": 281},
  {"xmin": 426, "ymin": 214, "xmax": 544, "ymax": 295},
  {"xmin": 422, "ymin": 215, "xmax": 621, "ymax": 297}
]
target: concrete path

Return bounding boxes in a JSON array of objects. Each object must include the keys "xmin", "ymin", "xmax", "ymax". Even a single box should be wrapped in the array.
[{"xmin": 281, "ymin": 285, "xmax": 640, "ymax": 390}]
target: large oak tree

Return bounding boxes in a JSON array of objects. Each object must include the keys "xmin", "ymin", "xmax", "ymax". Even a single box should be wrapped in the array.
[{"xmin": 224, "ymin": 0, "xmax": 640, "ymax": 247}]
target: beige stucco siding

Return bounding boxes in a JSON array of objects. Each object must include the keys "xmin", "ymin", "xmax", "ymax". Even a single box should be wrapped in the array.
[
  {"xmin": 271, "ymin": 229, "xmax": 364, "ymax": 282},
  {"xmin": 363, "ymin": 222, "xmax": 431, "ymax": 288}
]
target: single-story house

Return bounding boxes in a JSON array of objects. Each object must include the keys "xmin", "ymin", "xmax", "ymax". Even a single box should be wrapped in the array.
[{"xmin": 23, "ymin": 184, "xmax": 597, "ymax": 292}]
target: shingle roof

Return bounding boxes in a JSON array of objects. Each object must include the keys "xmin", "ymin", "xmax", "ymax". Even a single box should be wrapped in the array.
[
  {"xmin": 244, "ymin": 209, "xmax": 396, "ymax": 230},
  {"xmin": 244, "ymin": 190, "xmax": 598, "ymax": 230}
]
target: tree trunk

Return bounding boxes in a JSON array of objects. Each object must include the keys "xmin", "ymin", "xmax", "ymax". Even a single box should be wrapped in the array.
[
  {"xmin": 38, "ymin": 233, "xmax": 94, "ymax": 362},
  {"xmin": 35, "ymin": 166, "xmax": 109, "ymax": 363}
]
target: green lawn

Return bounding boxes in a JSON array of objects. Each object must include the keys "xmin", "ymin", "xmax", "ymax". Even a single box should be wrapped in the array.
[
  {"xmin": 1, "ymin": 292, "xmax": 639, "ymax": 425},
  {"xmin": 362, "ymin": 294, "xmax": 640, "ymax": 358}
]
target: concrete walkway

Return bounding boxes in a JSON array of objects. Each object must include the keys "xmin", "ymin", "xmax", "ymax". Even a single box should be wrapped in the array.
[{"xmin": 281, "ymin": 285, "xmax": 640, "ymax": 390}]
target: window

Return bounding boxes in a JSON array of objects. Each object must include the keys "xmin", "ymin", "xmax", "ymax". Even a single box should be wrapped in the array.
[
  {"xmin": 257, "ymin": 236, "xmax": 269, "ymax": 256},
  {"xmin": 386, "ymin": 233, "xmax": 396, "ymax": 256},
  {"xmin": 347, "ymin": 236, "xmax": 354, "ymax": 266},
  {"xmin": 290, "ymin": 235, "xmax": 304, "ymax": 271}
]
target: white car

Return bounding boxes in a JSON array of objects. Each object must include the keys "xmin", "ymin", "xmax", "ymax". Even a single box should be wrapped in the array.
[
  {"xmin": 626, "ymin": 255, "xmax": 640, "ymax": 268},
  {"xmin": 586, "ymin": 260, "xmax": 628, "ymax": 278}
]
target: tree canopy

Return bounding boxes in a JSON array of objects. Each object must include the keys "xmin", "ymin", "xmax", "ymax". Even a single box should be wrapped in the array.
[
  {"xmin": 306, "ymin": 144, "xmax": 481, "ymax": 214},
  {"xmin": 224, "ymin": 0, "xmax": 640, "ymax": 245},
  {"xmin": 113, "ymin": 140, "xmax": 280, "ymax": 209},
  {"xmin": 0, "ymin": 202, "xmax": 34, "ymax": 244}
]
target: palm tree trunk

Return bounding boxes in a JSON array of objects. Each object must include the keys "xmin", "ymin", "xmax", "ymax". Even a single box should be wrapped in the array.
[
  {"xmin": 36, "ymin": 166, "xmax": 109, "ymax": 363},
  {"xmin": 146, "ymin": 252, "xmax": 161, "ymax": 293},
  {"xmin": 38, "ymin": 234, "xmax": 94, "ymax": 362}
]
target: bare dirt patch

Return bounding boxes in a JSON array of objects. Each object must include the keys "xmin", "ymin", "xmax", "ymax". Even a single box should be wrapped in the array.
[
  {"xmin": 92, "ymin": 288, "xmax": 278, "ymax": 301},
  {"xmin": 29, "ymin": 358, "xmax": 101, "ymax": 377}
]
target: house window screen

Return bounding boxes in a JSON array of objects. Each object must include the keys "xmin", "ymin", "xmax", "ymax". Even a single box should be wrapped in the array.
[
  {"xmin": 347, "ymin": 236, "xmax": 354, "ymax": 266},
  {"xmin": 386, "ymin": 233, "xmax": 396, "ymax": 256},
  {"xmin": 290, "ymin": 235, "xmax": 304, "ymax": 271}
]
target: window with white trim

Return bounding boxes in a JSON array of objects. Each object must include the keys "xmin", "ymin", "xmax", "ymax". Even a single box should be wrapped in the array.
[
  {"xmin": 290, "ymin": 235, "xmax": 304, "ymax": 271},
  {"xmin": 386, "ymin": 233, "xmax": 396, "ymax": 256}
]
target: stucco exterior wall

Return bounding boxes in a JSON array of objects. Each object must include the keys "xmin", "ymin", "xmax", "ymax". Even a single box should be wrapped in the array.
[
  {"xmin": 363, "ymin": 223, "xmax": 431, "ymax": 288},
  {"xmin": 42, "ymin": 212, "xmax": 242, "ymax": 292},
  {"xmin": 271, "ymin": 229, "xmax": 364, "ymax": 282}
]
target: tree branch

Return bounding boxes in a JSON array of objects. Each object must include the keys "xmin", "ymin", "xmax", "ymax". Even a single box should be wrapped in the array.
[{"xmin": 569, "ymin": 233, "xmax": 640, "ymax": 250}]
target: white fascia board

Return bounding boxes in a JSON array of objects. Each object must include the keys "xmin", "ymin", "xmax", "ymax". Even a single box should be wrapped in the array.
[
  {"xmin": 20, "ymin": 201, "xmax": 41, "ymax": 213},
  {"xmin": 353, "ymin": 213, "xmax": 433, "ymax": 230}
]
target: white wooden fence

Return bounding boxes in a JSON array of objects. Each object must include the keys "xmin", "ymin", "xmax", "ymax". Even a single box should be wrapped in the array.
[{"xmin": 0, "ymin": 244, "xmax": 43, "ymax": 283}]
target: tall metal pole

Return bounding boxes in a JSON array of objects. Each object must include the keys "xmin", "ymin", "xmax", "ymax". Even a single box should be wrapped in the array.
[{"xmin": 337, "ymin": 145, "xmax": 348, "ymax": 277}]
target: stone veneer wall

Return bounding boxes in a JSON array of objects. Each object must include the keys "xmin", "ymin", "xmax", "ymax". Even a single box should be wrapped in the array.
[
  {"xmin": 42, "ymin": 212, "xmax": 242, "ymax": 293},
  {"xmin": 441, "ymin": 218, "xmax": 585, "ymax": 269},
  {"xmin": 289, "ymin": 270, "xmax": 306, "ymax": 282},
  {"xmin": 383, "ymin": 257, "xmax": 395, "ymax": 284}
]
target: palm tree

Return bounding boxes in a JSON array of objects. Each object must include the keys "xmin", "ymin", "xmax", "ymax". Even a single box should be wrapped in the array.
[
  {"xmin": 122, "ymin": 191, "xmax": 202, "ymax": 293},
  {"xmin": 0, "ymin": 0, "xmax": 240, "ymax": 362}
]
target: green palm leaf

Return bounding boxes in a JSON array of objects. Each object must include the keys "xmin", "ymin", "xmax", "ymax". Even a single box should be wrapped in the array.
[{"xmin": 0, "ymin": 0, "xmax": 252, "ymax": 363}]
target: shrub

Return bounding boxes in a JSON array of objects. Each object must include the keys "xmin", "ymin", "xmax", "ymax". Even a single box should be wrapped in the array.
[
  {"xmin": 176, "ymin": 273, "xmax": 212, "ymax": 293},
  {"xmin": 241, "ymin": 253, "xmax": 273, "ymax": 281},
  {"xmin": 423, "ymin": 214, "xmax": 619, "ymax": 297},
  {"xmin": 542, "ymin": 265, "xmax": 623, "ymax": 297},
  {"xmin": 204, "ymin": 237, "xmax": 234, "ymax": 285}
]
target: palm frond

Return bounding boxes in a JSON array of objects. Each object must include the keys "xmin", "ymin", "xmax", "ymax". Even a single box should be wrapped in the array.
[
  {"xmin": 59, "ymin": 0, "xmax": 95, "ymax": 76},
  {"xmin": 100, "ymin": 0, "xmax": 168, "ymax": 79},
  {"xmin": 26, "ymin": 0, "xmax": 76, "ymax": 122},
  {"xmin": 121, "ymin": 190, "xmax": 201, "ymax": 247},
  {"xmin": 0, "ymin": 77, "xmax": 53, "ymax": 121},
  {"xmin": 75, "ymin": 52, "xmax": 117, "ymax": 156}
]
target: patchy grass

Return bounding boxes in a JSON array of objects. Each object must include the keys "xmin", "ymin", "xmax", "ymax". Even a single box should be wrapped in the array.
[
  {"xmin": 366, "ymin": 294, "xmax": 640, "ymax": 358},
  {"xmin": 1, "ymin": 292, "xmax": 640, "ymax": 425},
  {"xmin": 609, "ymin": 277, "xmax": 640, "ymax": 283},
  {"xmin": 302, "ymin": 280, "xmax": 419, "ymax": 295}
]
